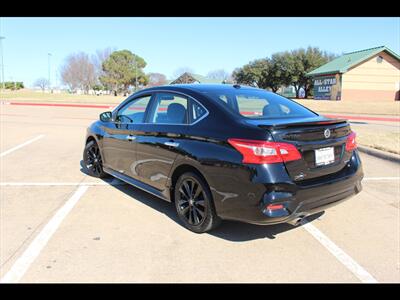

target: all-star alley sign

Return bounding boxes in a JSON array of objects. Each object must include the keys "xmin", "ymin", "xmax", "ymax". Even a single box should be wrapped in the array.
[{"xmin": 313, "ymin": 75, "xmax": 341, "ymax": 100}]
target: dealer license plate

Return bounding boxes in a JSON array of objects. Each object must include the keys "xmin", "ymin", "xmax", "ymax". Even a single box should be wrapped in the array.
[{"xmin": 315, "ymin": 147, "xmax": 335, "ymax": 166}]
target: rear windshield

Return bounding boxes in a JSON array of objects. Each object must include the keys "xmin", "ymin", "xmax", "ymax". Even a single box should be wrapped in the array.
[{"xmin": 203, "ymin": 89, "xmax": 317, "ymax": 119}]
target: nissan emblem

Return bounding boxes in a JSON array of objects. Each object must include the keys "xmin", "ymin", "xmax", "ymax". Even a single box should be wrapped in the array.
[{"xmin": 324, "ymin": 129, "xmax": 331, "ymax": 139}]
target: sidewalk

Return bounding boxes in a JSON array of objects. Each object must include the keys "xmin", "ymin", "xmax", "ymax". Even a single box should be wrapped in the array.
[{"xmin": 324, "ymin": 113, "xmax": 400, "ymax": 123}]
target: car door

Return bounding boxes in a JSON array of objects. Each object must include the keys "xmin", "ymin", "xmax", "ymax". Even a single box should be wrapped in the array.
[
  {"xmin": 132, "ymin": 92, "xmax": 191, "ymax": 191},
  {"xmin": 101, "ymin": 94, "xmax": 153, "ymax": 177}
]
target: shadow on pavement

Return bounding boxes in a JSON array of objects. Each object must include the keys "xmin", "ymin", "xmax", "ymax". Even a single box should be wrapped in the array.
[
  {"xmin": 79, "ymin": 160, "xmax": 324, "ymax": 242},
  {"xmin": 210, "ymin": 212, "xmax": 323, "ymax": 242}
]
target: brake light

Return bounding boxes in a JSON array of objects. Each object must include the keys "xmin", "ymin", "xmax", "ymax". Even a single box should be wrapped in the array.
[
  {"xmin": 227, "ymin": 138, "xmax": 301, "ymax": 164},
  {"xmin": 345, "ymin": 131, "xmax": 357, "ymax": 151},
  {"xmin": 265, "ymin": 204, "xmax": 284, "ymax": 211}
]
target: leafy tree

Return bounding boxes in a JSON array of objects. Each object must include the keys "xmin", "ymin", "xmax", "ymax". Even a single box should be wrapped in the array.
[
  {"xmin": 34, "ymin": 78, "xmax": 49, "ymax": 92},
  {"xmin": 233, "ymin": 59, "xmax": 265, "ymax": 87},
  {"xmin": 100, "ymin": 50, "xmax": 148, "ymax": 95},
  {"xmin": 92, "ymin": 84, "xmax": 105, "ymax": 91},
  {"xmin": 261, "ymin": 59, "xmax": 288, "ymax": 92},
  {"xmin": 272, "ymin": 47, "xmax": 336, "ymax": 98},
  {"xmin": 295, "ymin": 47, "xmax": 336, "ymax": 98},
  {"xmin": 232, "ymin": 58, "xmax": 283, "ymax": 92},
  {"xmin": 4, "ymin": 81, "xmax": 24, "ymax": 90},
  {"xmin": 233, "ymin": 46, "xmax": 336, "ymax": 98},
  {"xmin": 270, "ymin": 51, "xmax": 300, "ymax": 96}
]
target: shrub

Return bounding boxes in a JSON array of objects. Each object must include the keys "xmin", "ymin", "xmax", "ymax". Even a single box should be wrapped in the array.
[{"xmin": 4, "ymin": 81, "xmax": 24, "ymax": 90}]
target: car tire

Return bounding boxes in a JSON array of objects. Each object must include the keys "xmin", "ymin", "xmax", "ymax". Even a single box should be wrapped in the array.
[
  {"xmin": 83, "ymin": 140, "xmax": 108, "ymax": 178},
  {"xmin": 174, "ymin": 172, "xmax": 221, "ymax": 233}
]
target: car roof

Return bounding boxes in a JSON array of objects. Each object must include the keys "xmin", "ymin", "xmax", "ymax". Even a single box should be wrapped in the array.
[{"xmin": 141, "ymin": 83, "xmax": 261, "ymax": 94}]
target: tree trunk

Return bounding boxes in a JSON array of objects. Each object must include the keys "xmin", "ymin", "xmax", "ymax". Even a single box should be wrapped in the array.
[
  {"xmin": 304, "ymin": 84, "xmax": 309, "ymax": 98},
  {"xmin": 304, "ymin": 81, "xmax": 312, "ymax": 98},
  {"xmin": 306, "ymin": 87, "xmax": 312, "ymax": 98},
  {"xmin": 293, "ymin": 85, "xmax": 300, "ymax": 98}
]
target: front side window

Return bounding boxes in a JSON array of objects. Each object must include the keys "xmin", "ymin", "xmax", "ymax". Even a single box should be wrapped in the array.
[
  {"xmin": 116, "ymin": 95, "xmax": 152, "ymax": 123},
  {"xmin": 149, "ymin": 93, "xmax": 189, "ymax": 124},
  {"xmin": 204, "ymin": 89, "xmax": 317, "ymax": 119}
]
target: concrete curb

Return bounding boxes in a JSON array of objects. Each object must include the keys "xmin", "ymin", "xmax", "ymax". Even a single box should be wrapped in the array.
[{"xmin": 358, "ymin": 145, "xmax": 400, "ymax": 164}]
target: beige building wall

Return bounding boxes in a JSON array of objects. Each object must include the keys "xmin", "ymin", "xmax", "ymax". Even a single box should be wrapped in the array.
[{"xmin": 341, "ymin": 52, "xmax": 400, "ymax": 101}]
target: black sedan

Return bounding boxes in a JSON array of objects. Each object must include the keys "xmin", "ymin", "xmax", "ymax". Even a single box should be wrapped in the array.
[{"xmin": 83, "ymin": 84, "xmax": 363, "ymax": 233}]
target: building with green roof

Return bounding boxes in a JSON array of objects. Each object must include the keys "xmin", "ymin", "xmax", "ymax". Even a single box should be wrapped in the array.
[{"xmin": 306, "ymin": 46, "xmax": 400, "ymax": 101}]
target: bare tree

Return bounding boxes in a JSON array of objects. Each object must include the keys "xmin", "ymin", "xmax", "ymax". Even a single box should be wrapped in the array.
[
  {"xmin": 207, "ymin": 69, "xmax": 232, "ymax": 82},
  {"xmin": 34, "ymin": 78, "xmax": 49, "ymax": 92},
  {"xmin": 60, "ymin": 52, "xmax": 97, "ymax": 93},
  {"xmin": 146, "ymin": 72, "xmax": 167, "ymax": 87},
  {"xmin": 173, "ymin": 67, "xmax": 195, "ymax": 78},
  {"xmin": 92, "ymin": 47, "xmax": 115, "ymax": 88}
]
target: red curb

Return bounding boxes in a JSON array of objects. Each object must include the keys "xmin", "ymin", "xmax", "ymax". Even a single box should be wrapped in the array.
[{"xmin": 8, "ymin": 102, "xmax": 115, "ymax": 109}]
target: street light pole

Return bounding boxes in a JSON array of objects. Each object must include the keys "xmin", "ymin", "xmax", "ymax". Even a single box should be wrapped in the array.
[
  {"xmin": 0, "ymin": 36, "xmax": 5, "ymax": 91},
  {"xmin": 134, "ymin": 55, "xmax": 137, "ymax": 92},
  {"xmin": 48, "ymin": 53, "xmax": 52, "ymax": 92}
]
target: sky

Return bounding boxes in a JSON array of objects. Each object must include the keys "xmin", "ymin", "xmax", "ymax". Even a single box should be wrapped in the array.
[{"xmin": 0, "ymin": 17, "xmax": 399, "ymax": 88}]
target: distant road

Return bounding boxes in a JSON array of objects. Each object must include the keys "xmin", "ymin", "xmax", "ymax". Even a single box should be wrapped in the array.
[{"xmin": 2, "ymin": 101, "xmax": 399, "ymax": 123}]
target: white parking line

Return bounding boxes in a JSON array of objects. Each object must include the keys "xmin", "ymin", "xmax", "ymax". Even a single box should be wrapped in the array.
[
  {"xmin": 0, "ymin": 185, "xmax": 89, "ymax": 283},
  {"xmin": 363, "ymin": 177, "xmax": 400, "ymax": 181},
  {"xmin": 0, "ymin": 181, "xmax": 125, "ymax": 186},
  {"xmin": 301, "ymin": 219, "xmax": 378, "ymax": 283},
  {"xmin": 0, "ymin": 175, "xmax": 387, "ymax": 282},
  {"xmin": 0, "ymin": 177, "xmax": 396, "ymax": 186},
  {"xmin": 0, "ymin": 135, "xmax": 45, "ymax": 158}
]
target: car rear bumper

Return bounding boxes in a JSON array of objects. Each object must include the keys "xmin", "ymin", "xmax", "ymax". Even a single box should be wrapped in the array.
[
  {"xmin": 254, "ymin": 171, "xmax": 362, "ymax": 225},
  {"xmin": 213, "ymin": 150, "xmax": 363, "ymax": 225}
]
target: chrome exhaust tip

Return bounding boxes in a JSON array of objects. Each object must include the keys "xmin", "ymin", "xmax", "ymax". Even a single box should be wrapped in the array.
[{"xmin": 288, "ymin": 215, "xmax": 307, "ymax": 226}]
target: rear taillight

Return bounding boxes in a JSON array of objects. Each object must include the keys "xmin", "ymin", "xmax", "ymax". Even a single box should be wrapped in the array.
[
  {"xmin": 345, "ymin": 131, "xmax": 357, "ymax": 152},
  {"xmin": 227, "ymin": 138, "xmax": 301, "ymax": 164},
  {"xmin": 265, "ymin": 204, "xmax": 284, "ymax": 211}
]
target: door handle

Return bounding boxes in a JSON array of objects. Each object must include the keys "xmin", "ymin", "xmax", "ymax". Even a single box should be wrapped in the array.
[
  {"xmin": 126, "ymin": 135, "xmax": 136, "ymax": 141},
  {"xmin": 164, "ymin": 141, "xmax": 179, "ymax": 147}
]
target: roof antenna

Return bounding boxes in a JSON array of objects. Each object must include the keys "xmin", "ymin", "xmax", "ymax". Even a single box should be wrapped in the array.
[{"xmin": 233, "ymin": 84, "xmax": 241, "ymax": 89}]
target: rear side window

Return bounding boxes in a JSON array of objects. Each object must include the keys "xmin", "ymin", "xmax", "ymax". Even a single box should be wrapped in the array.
[
  {"xmin": 116, "ymin": 95, "xmax": 151, "ymax": 123},
  {"xmin": 205, "ymin": 89, "xmax": 316, "ymax": 119},
  {"xmin": 191, "ymin": 100, "xmax": 208, "ymax": 122},
  {"xmin": 149, "ymin": 93, "xmax": 189, "ymax": 124}
]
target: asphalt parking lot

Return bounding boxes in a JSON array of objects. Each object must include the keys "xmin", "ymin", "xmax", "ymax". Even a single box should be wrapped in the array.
[{"xmin": 0, "ymin": 103, "xmax": 399, "ymax": 283}]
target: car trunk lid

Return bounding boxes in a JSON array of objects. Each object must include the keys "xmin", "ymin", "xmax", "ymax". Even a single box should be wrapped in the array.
[{"xmin": 244, "ymin": 116, "xmax": 353, "ymax": 182}]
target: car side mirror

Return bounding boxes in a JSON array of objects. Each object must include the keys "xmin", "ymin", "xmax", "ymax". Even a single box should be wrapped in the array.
[{"xmin": 100, "ymin": 111, "xmax": 113, "ymax": 122}]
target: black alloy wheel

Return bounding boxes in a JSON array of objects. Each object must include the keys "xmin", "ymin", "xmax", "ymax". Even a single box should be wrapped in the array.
[
  {"xmin": 83, "ymin": 140, "xmax": 107, "ymax": 178},
  {"xmin": 174, "ymin": 172, "xmax": 221, "ymax": 233}
]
